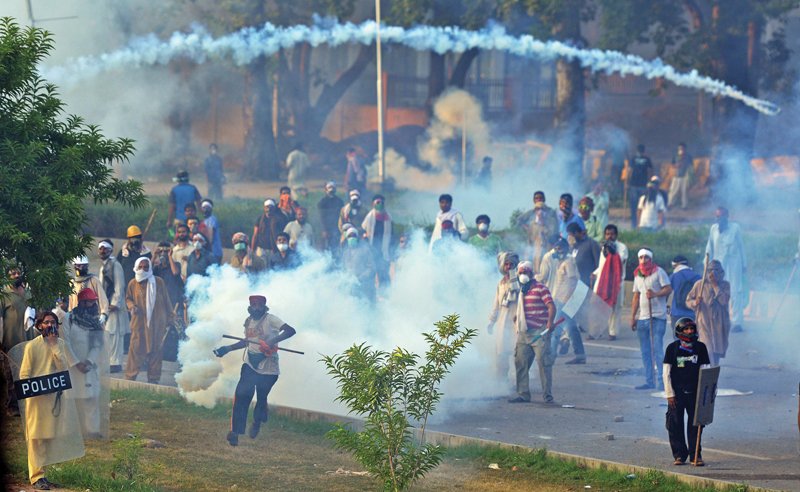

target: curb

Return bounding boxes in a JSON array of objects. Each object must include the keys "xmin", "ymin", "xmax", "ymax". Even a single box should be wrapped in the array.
[{"xmin": 109, "ymin": 378, "xmax": 772, "ymax": 491}]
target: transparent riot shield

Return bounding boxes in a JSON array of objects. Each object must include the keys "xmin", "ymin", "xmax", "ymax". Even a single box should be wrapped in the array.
[
  {"xmin": 8, "ymin": 338, "xmax": 85, "ymax": 474},
  {"xmin": 563, "ymin": 281, "xmax": 613, "ymax": 338},
  {"xmin": 60, "ymin": 315, "xmax": 110, "ymax": 440}
]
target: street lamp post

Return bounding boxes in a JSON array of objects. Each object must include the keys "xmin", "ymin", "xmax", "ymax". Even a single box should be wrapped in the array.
[{"xmin": 375, "ymin": 0, "xmax": 385, "ymax": 186}]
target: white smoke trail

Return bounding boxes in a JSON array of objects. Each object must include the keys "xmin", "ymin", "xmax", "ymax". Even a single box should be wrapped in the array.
[
  {"xmin": 42, "ymin": 18, "xmax": 780, "ymax": 116},
  {"xmin": 175, "ymin": 234, "xmax": 503, "ymax": 417}
]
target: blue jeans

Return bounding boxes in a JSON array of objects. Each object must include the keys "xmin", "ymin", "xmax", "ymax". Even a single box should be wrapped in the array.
[
  {"xmin": 550, "ymin": 310, "xmax": 585, "ymax": 359},
  {"xmin": 636, "ymin": 317, "xmax": 666, "ymax": 387}
]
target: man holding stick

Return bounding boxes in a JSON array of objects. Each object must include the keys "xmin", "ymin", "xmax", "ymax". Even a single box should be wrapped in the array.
[
  {"xmin": 631, "ymin": 248, "xmax": 672, "ymax": 390},
  {"xmin": 213, "ymin": 295, "xmax": 296, "ymax": 446}
]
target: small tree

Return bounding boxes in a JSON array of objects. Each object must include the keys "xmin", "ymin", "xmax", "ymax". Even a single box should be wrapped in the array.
[
  {"xmin": 0, "ymin": 18, "xmax": 145, "ymax": 308},
  {"xmin": 322, "ymin": 314, "xmax": 476, "ymax": 491}
]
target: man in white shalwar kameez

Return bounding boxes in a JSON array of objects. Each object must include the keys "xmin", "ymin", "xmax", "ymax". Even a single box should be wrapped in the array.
[
  {"xmin": 487, "ymin": 252, "xmax": 520, "ymax": 382},
  {"xmin": 97, "ymin": 240, "xmax": 129, "ymax": 373},
  {"xmin": 705, "ymin": 207, "xmax": 747, "ymax": 331}
]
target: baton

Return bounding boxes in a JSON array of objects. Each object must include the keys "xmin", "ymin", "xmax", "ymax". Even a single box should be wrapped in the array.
[
  {"xmin": 222, "ymin": 334, "xmax": 304, "ymax": 355},
  {"xmin": 529, "ymin": 317, "xmax": 566, "ymax": 344}
]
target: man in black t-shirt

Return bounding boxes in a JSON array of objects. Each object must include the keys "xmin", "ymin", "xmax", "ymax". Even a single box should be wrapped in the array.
[
  {"xmin": 663, "ymin": 317, "xmax": 710, "ymax": 466},
  {"xmin": 628, "ymin": 144, "xmax": 653, "ymax": 229}
]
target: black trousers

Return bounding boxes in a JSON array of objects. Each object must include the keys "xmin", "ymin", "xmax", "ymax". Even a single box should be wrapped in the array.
[
  {"xmin": 231, "ymin": 364, "xmax": 278, "ymax": 434},
  {"xmin": 666, "ymin": 390, "xmax": 702, "ymax": 461}
]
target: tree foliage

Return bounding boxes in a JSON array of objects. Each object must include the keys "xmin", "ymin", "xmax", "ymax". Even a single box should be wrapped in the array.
[
  {"xmin": 322, "ymin": 314, "xmax": 476, "ymax": 491},
  {"xmin": 0, "ymin": 18, "xmax": 146, "ymax": 308}
]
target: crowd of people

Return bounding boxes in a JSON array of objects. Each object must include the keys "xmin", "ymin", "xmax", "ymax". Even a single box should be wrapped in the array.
[{"xmin": 0, "ymin": 139, "xmax": 761, "ymax": 486}]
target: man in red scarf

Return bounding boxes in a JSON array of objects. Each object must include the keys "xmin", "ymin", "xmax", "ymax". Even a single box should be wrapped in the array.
[
  {"xmin": 630, "ymin": 248, "xmax": 672, "ymax": 390},
  {"xmin": 592, "ymin": 224, "xmax": 628, "ymax": 340}
]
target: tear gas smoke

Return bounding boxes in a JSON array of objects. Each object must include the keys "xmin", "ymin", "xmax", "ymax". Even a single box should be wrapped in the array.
[
  {"xmin": 42, "ymin": 17, "xmax": 780, "ymax": 116},
  {"xmin": 176, "ymin": 234, "xmax": 504, "ymax": 418}
]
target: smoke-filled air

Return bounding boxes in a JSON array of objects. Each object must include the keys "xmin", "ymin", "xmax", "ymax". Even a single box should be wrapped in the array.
[
  {"xmin": 176, "ymin": 235, "xmax": 502, "ymax": 416},
  {"xmin": 42, "ymin": 17, "xmax": 779, "ymax": 115}
]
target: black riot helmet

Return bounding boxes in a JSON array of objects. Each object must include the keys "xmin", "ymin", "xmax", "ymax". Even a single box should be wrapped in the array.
[{"xmin": 674, "ymin": 317, "xmax": 699, "ymax": 343}]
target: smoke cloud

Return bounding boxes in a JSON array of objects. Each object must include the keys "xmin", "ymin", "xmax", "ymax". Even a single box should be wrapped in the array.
[
  {"xmin": 176, "ymin": 235, "xmax": 503, "ymax": 417},
  {"xmin": 42, "ymin": 17, "xmax": 780, "ymax": 115}
]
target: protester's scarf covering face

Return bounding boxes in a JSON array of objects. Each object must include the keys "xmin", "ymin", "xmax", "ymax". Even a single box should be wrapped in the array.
[
  {"xmin": 596, "ymin": 251, "xmax": 623, "ymax": 307},
  {"xmin": 70, "ymin": 306, "xmax": 104, "ymax": 331},
  {"xmin": 134, "ymin": 257, "xmax": 156, "ymax": 327},
  {"xmin": 634, "ymin": 259, "xmax": 658, "ymax": 278}
]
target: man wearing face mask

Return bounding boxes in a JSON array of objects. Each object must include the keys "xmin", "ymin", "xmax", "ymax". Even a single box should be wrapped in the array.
[
  {"xmin": 578, "ymin": 196, "xmax": 603, "ymax": 243},
  {"xmin": 630, "ymin": 248, "xmax": 672, "ymax": 390},
  {"xmin": 686, "ymin": 260, "xmax": 731, "ymax": 366},
  {"xmin": 60, "ymin": 288, "xmax": 108, "ymax": 439},
  {"xmin": 186, "ymin": 234, "xmax": 214, "ymax": 278},
  {"xmin": 592, "ymin": 225, "xmax": 628, "ymax": 340},
  {"xmin": 68, "ymin": 257, "xmax": 109, "ymax": 324},
  {"xmin": 213, "ymin": 295, "xmax": 297, "ymax": 446},
  {"xmin": 338, "ymin": 189, "xmax": 367, "ymax": 235},
  {"xmin": 558, "ymin": 193, "xmax": 585, "ymax": 240},
  {"xmin": 362, "ymin": 195, "xmax": 392, "ymax": 290},
  {"xmin": 284, "ymin": 207, "xmax": 314, "ymax": 250},
  {"xmin": 118, "ymin": 225, "xmax": 152, "ymax": 288},
  {"xmin": 97, "ymin": 240, "xmax": 129, "ymax": 373},
  {"xmin": 488, "ymin": 252, "xmax": 520, "ymax": 383},
  {"xmin": 510, "ymin": 261, "xmax": 556, "ymax": 403},
  {"xmin": 2, "ymin": 267, "xmax": 31, "ymax": 416},
  {"xmin": 469, "ymin": 215, "xmax": 505, "ymax": 257},
  {"xmin": 253, "ymin": 199, "xmax": 289, "ymax": 258},
  {"xmin": 229, "ymin": 232, "xmax": 266, "ymax": 274},
  {"xmin": 518, "ymin": 191, "xmax": 559, "ymax": 273},
  {"xmin": 267, "ymin": 233, "xmax": 300, "ymax": 271},
  {"xmin": 341, "ymin": 227, "xmax": 377, "ymax": 302},
  {"xmin": 537, "ymin": 239, "xmax": 583, "ymax": 364},
  {"xmin": 704, "ymin": 207, "xmax": 746, "ymax": 333},
  {"xmin": 200, "ymin": 200, "xmax": 223, "ymax": 264},
  {"xmin": 318, "ymin": 181, "xmax": 345, "ymax": 251},
  {"xmin": 429, "ymin": 194, "xmax": 468, "ymax": 251},
  {"xmin": 126, "ymin": 257, "xmax": 174, "ymax": 384}
]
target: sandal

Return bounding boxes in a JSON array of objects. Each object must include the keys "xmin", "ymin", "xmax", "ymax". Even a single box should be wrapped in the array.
[
  {"xmin": 673, "ymin": 459, "xmax": 685, "ymax": 466},
  {"xmin": 692, "ymin": 459, "xmax": 705, "ymax": 467}
]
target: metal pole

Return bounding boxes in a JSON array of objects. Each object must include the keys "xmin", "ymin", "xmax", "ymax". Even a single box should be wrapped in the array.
[
  {"xmin": 461, "ymin": 114, "xmax": 467, "ymax": 185},
  {"xmin": 375, "ymin": 0, "xmax": 385, "ymax": 186}
]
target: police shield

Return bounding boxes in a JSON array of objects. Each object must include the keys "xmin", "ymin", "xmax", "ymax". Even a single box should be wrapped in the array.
[
  {"xmin": 61, "ymin": 313, "xmax": 111, "ymax": 440},
  {"xmin": 561, "ymin": 281, "xmax": 613, "ymax": 338},
  {"xmin": 8, "ymin": 338, "xmax": 85, "ymax": 473}
]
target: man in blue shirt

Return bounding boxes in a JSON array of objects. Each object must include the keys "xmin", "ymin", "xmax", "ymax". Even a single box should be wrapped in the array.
[
  {"xmin": 558, "ymin": 193, "xmax": 585, "ymax": 240},
  {"xmin": 669, "ymin": 255, "xmax": 701, "ymax": 330},
  {"xmin": 167, "ymin": 170, "xmax": 202, "ymax": 229}
]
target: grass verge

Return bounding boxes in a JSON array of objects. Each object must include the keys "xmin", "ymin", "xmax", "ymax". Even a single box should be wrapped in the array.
[{"xmin": 2, "ymin": 388, "xmax": 753, "ymax": 491}]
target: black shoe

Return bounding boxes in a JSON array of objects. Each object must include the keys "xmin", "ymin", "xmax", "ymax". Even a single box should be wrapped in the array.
[
  {"xmin": 635, "ymin": 383, "xmax": 655, "ymax": 390},
  {"xmin": 42, "ymin": 478, "xmax": 61, "ymax": 488},
  {"xmin": 544, "ymin": 395, "xmax": 554, "ymax": 403},
  {"xmin": 565, "ymin": 358, "xmax": 586, "ymax": 365},
  {"xmin": 732, "ymin": 325, "xmax": 743, "ymax": 333},
  {"xmin": 226, "ymin": 431, "xmax": 239, "ymax": 447},
  {"xmin": 507, "ymin": 396, "xmax": 530, "ymax": 403},
  {"xmin": 110, "ymin": 365, "xmax": 122, "ymax": 373},
  {"xmin": 248, "ymin": 420, "xmax": 261, "ymax": 439},
  {"xmin": 558, "ymin": 337, "xmax": 570, "ymax": 355},
  {"xmin": 33, "ymin": 478, "xmax": 51, "ymax": 490}
]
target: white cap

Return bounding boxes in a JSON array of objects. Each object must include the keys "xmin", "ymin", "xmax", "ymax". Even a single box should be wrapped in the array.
[
  {"xmin": 201, "ymin": 200, "xmax": 213, "ymax": 209},
  {"xmin": 517, "ymin": 260, "xmax": 533, "ymax": 272},
  {"xmin": 349, "ymin": 189, "xmax": 360, "ymax": 197},
  {"xmin": 98, "ymin": 241, "xmax": 113, "ymax": 250},
  {"xmin": 264, "ymin": 199, "xmax": 276, "ymax": 207},
  {"xmin": 325, "ymin": 181, "xmax": 336, "ymax": 189},
  {"xmin": 637, "ymin": 248, "xmax": 653, "ymax": 259},
  {"xmin": 346, "ymin": 228, "xmax": 359, "ymax": 238},
  {"xmin": 73, "ymin": 256, "xmax": 89, "ymax": 265}
]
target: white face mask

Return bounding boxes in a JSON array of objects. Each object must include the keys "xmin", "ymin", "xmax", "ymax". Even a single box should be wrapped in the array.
[
  {"xmin": 477, "ymin": 223, "xmax": 489, "ymax": 233},
  {"xmin": 277, "ymin": 243, "xmax": 289, "ymax": 252},
  {"xmin": 518, "ymin": 274, "xmax": 531, "ymax": 284},
  {"xmin": 192, "ymin": 241, "xmax": 203, "ymax": 249}
]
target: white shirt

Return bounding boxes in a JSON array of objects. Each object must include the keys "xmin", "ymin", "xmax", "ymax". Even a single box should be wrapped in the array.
[
  {"xmin": 632, "ymin": 266, "xmax": 670, "ymax": 320},
  {"xmin": 637, "ymin": 194, "xmax": 666, "ymax": 228}
]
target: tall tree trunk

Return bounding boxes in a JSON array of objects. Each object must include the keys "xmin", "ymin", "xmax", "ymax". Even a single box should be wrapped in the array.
[
  {"xmin": 552, "ymin": 4, "xmax": 586, "ymax": 181},
  {"xmin": 449, "ymin": 48, "xmax": 480, "ymax": 88},
  {"xmin": 427, "ymin": 52, "xmax": 446, "ymax": 112},
  {"xmin": 243, "ymin": 55, "xmax": 279, "ymax": 180}
]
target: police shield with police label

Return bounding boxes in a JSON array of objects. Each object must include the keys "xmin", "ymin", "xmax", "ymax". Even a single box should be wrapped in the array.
[{"xmin": 9, "ymin": 317, "xmax": 85, "ymax": 487}]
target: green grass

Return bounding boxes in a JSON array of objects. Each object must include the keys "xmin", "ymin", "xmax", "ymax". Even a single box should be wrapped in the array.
[{"xmin": 4, "ymin": 389, "xmax": 753, "ymax": 491}]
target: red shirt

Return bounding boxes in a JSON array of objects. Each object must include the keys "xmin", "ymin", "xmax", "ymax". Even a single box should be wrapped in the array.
[{"xmin": 522, "ymin": 282, "xmax": 554, "ymax": 330}]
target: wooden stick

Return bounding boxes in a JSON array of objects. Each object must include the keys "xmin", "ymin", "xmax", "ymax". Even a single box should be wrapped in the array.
[
  {"xmin": 693, "ymin": 425, "xmax": 704, "ymax": 465},
  {"xmin": 768, "ymin": 262, "xmax": 797, "ymax": 331},
  {"xmin": 697, "ymin": 253, "xmax": 710, "ymax": 307},
  {"xmin": 142, "ymin": 208, "xmax": 158, "ymax": 237},
  {"xmin": 222, "ymin": 334, "xmax": 304, "ymax": 354}
]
